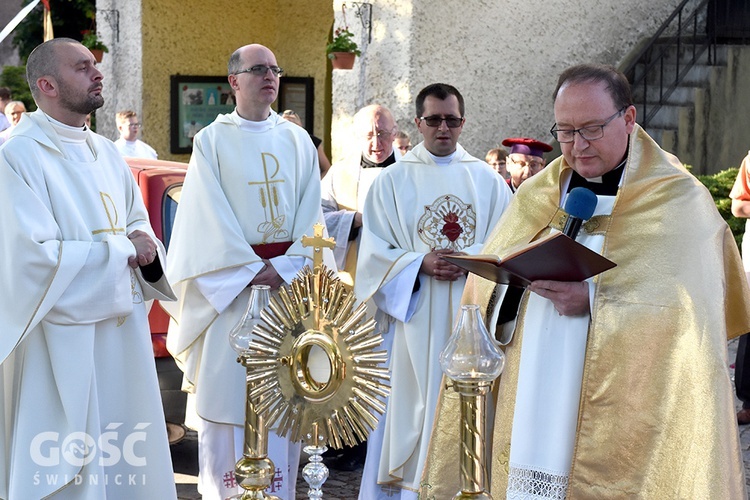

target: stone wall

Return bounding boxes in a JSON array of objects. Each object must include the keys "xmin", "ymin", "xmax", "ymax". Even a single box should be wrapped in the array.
[
  {"xmin": 93, "ymin": 0, "xmax": 687, "ymax": 164},
  {"xmin": 330, "ymin": 0, "xmax": 682, "ymax": 162},
  {"xmin": 0, "ymin": 0, "xmax": 23, "ymax": 67},
  {"xmin": 704, "ymin": 47, "xmax": 750, "ymax": 171}
]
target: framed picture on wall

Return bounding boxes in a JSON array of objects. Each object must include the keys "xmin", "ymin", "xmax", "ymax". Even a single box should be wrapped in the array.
[
  {"xmin": 170, "ymin": 75, "xmax": 235, "ymax": 154},
  {"xmin": 277, "ymin": 77, "xmax": 314, "ymax": 134}
]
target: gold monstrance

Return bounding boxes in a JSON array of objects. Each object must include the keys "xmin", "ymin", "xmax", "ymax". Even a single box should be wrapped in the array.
[{"xmin": 234, "ymin": 223, "xmax": 390, "ymax": 499}]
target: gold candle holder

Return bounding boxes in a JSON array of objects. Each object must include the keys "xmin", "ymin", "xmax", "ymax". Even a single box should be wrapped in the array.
[
  {"xmin": 449, "ymin": 379, "xmax": 493, "ymax": 499},
  {"xmin": 230, "ymin": 285, "xmax": 280, "ymax": 500},
  {"xmin": 439, "ymin": 304, "xmax": 505, "ymax": 500},
  {"xmin": 232, "ymin": 374, "xmax": 280, "ymax": 500}
]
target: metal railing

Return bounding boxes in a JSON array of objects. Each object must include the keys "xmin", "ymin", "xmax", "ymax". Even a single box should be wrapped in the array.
[{"xmin": 622, "ymin": 0, "xmax": 716, "ymax": 128}]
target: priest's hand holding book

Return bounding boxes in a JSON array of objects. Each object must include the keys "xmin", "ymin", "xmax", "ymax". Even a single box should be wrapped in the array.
[
  {"xmin": 528, "ymin": 279, "xmax": 590, "ymax": 316},
  {"xmin": 441, "ymin": 231, "xmax": 616, "ymax": 317},
  {"xmin": 421, "ymin": 249, "xmax": 468, "ymax": 281}
]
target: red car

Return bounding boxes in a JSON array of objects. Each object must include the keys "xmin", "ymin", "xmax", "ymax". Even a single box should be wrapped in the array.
[{"xmin": 127, "ymin": 157, "xmax": 188, "ymax": 444}]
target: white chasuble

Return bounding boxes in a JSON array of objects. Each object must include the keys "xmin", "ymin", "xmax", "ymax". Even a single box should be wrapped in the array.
[
  {"xmin": 0, "ymin": 111, "xmax": 176, "ymax": 499},
  {"xmin": 165, "ymin": 111, "xmax": 333, "ymax": 500},
  {"xmin": 355, "ymin": 143, "xmax": 512, "ymax": 496}
]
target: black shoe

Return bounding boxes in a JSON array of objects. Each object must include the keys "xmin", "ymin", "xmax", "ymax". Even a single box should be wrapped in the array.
[
  {"xmin": 326, "ymin": 453, "xmax": 364, "ymax": 472},
  {"xmin": 321, "ymin": 451, "xmax": 343, "ymax": 467},
  {"xmin": 325, "ymin": 442, "xmax": 366, "ymax": 471}
]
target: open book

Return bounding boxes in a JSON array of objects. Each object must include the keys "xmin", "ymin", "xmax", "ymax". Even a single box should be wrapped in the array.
[{"xmin": 442, "ymin": 232, "xmax": 616, "ymax": 287}]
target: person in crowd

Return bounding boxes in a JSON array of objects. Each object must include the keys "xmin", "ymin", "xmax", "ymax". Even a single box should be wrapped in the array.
[
  {"xmin": 114, "ymin": 109, "xmax": 158, "ymax": 159},
  {"xmin": 165, "ymin": 43, "xmax": 333, "ymax": 500},
  {"xmin": 485, "ymin": 146, "xmax": 509, "ymax": 179},
  {"xmin": 355, "ymin": 83, "xmax": 512, "ymax": 499},
  {"xmin": 393, "ymin": 130, "xmax": 412, "ymax": 157},
  {"xmin": 322, "ymin": 103, "xmax": 399, "ymax": 287},
  {"xmin": 422, "ymin": 63, "xmax": 750, "ymax": 499},
  {"xmin": 0, "ymin": 87, "xmax": 12, "ymax": 132},
  {"xmin": 730, "ymin": 151, "xmax": 750, "ymax": 426},
  {"xmin": 0, "ymin": 37, "xmax": 176, "ymax": 499},
  {"xmin": 0, "ymin": 100, "xmax": 27, "ymax": 145},
  {"xmin": 319, "ymin": 103, "xmax": 399, "ymax": 472},
  {"xmin": 280, "ymin": 108, "xmax": 332, "ymax": 177},
  {"xmin": 503, "ymin": 136, "xmax": 552, "ymax": 191}
]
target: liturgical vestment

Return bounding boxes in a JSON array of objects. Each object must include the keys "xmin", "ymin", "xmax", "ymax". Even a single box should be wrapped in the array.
[
  {"xmin": 165, "ymin": 111, "xmax": 333, "ymax": 499},
  {"xmin": 0, "ymin": 110, "xmax": 177, "ymax": 499},
  {"xmin": 421, "ymin": 125, "xmax": 750, "ymax": 499},
  {"xmin": 355, "ymin": 143, "xmax": 511, "ymax": 497},
  {"xmin": 321, "ymin": 152, "xmax": 396, "ymax": 286}
]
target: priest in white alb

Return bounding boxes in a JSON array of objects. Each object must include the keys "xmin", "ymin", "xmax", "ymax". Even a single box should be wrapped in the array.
[
  {"xmin": 321, "ymin": 104, "xmax": 399, "ymax": 287},
  {"xmin": 355, "ymin": 83, "xmax": 512, "ymax": 499},
  {"xmin": 164, "ymin": 44, "xmax": 334, "ymax": 500},
  {"xmin": 0, "ymin": 39, "xmax": 177, "ymax": 499}
]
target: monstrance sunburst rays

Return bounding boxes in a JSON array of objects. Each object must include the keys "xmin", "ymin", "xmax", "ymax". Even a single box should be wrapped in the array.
[{"xmin": 240, "ymin": 265, "xmax": 390, "ymax": 449}]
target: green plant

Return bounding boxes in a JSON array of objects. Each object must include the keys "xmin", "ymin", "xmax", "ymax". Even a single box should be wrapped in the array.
[
  {"xmin": 81, "ymin": 31, "xmax": 108, "ymax": 53},
  {"xmin": 326, "ymin": 27, "xmax": 361, "ymax": 59},
  {"xmin": 0, "ymin": 66, "xmax": 35, "ymax": 112},
  {"xmin": 13, "ymin": 0, "xmax": 97, "ymax": 63}
]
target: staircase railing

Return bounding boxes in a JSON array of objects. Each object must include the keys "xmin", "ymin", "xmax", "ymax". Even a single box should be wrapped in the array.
[{"xmin": 622, "ymin": 0, "xmax": 716, "ymax": 128}]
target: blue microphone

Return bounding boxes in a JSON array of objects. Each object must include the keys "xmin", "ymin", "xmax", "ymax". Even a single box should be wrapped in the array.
[{"xmin": 563, "ymin": 187, "xmax": 597, "ymax": 240}]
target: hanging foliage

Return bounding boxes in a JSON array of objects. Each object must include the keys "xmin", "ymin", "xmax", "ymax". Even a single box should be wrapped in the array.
[{"xmin": 12, "ymin": 0, "xmax": 97, "ymax": 62}]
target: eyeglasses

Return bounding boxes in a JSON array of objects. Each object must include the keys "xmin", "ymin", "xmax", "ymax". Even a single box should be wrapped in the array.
[
  {"xmin": 508, "ymin": 155, "xmax": 544, "ymax": 171},
  {"xmin": 364, "ymin": 129, "xmax": 394, "ymax": 141},
  {"xmin": 397, "ymin": 145, "xmax": 412, "ymax": 152},
  {"xmin": 128, "ymin": 123, "xmax": 142, "ymax": 129},
  {"xmin": 419, "ymin": 115, "xmax": 464, "ymax": 128},
  {"xmin": 233, "ymin": 65, "xmax": 284, "ymax": 77},
  {"xmin": 550, "ymin": 106, "xmax": 626, "ymax": 143}
]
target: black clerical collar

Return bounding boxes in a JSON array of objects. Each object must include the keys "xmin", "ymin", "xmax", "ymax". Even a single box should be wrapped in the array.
[
  {"xmin": 567, "ymin": 157, "xmax": 626, "ymax": 196},
  {"xmin": 361, "ymin": 152, "xmax": 396, "ymax": 169}
]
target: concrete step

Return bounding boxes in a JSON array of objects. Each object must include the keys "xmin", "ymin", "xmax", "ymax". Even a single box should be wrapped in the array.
[
  {"xmin": 631, "ymin": 45, "xmax": 725, "ymax": 85},
  {"xmin": 633, "ymin": 85, "xmax": 697, "ymax": 106},
  {"xmin": 636, "ymin": 102, "xmax": 692, "ymax": 129},
  {"xmin": 636, "ymin": 62, "xmax": 715, "ymax": 87},
  {"xmin": 643, "ymin": 127, "xmax": 678, "ymax": 153},
  {"xmin": 644, "ymin": 41, "xmax": 727, "ymax": 66},
  {"xmin": 644, "ymin": 127, "xmax": 665, "ymax": 145}
]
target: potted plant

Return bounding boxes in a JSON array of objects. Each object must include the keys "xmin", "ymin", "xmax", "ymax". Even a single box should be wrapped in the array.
[
  {"xmin": 326, "ymin": 27, "xmax": 361, "ymax": 70},
  {"xmin": 81, "ymin": 31, "xmax": 109, "ymax": 63}
]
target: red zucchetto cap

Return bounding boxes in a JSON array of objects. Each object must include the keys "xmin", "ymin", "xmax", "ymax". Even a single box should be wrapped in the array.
[{"xmin": 502, "ymin": 137, "xmax": 553, "ymax": 158}]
